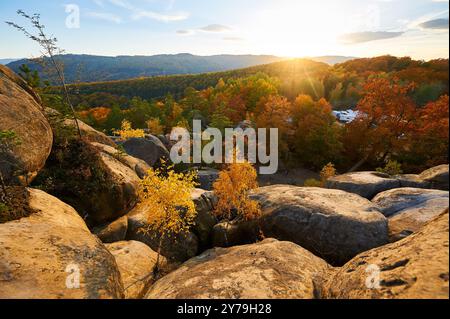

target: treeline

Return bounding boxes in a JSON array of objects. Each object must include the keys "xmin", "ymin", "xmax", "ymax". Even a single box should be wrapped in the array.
[
  {"xmin": 42, "ymin": 56, "xmax": 449, "ymax": 111},
  {"xmin": 34, "ymin": 56, "xmax": 449, "ymax": 174}
]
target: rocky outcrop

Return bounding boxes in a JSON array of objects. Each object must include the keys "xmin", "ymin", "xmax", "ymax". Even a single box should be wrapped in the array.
[
  {"xmin": 419, "ymin": 165, "xmax": 449, "ymax": 191},
  {"xmin": 197, "ymin": 168, "xmax": 220, "ymax": 191},
  {"xmin": 326, "ymin": 172, "xmax": 401, "ymax": 199},
  {"xmin": 106, "ymin": 241, "xmax": 164, "ymax": 299},
  {"xmin": 87, "ymin": 151, "xmax": 141, "ymax": 224},
  {"xmin": 0, "ymin": 188, "xmax": 124, "ymax": 299},
  {"xmin": 64, "ymin": 118, "xmax": 116, "ymax": 147},
  {"xmin": 146, "ymin": 239, "xmax": 330, "ymax": 299},
  {"xmin": 0, "ymin": 65, "xmax": 52, "ymax": 185},
  {"xmin": 126, "ymin": 202, "xmax": 199, "ymax": 262},
  {"xmin": 251, "ymin": 185, "xmax": 389, "ymax": 265},
  {"xmin": 372, "ymin": 188, "xmax": 449, "ymax": 241},
  {"xmin": 121, "ymin": 137, "xmax": 170, "ymax": 167},
  {"xmin": 191, "ymin": 189, "xmax": 218, "ymax": 248},
  {"xmin": 396, "ymin": 174, "xmax": 432, "ymax": 189},
  {"xmin": 324, "ymin": 211, "xmax": 449, "ymax": 299},
  {"xmin": 212, "ymin": 220, "xmax": 260, "ymax": 248},
  {"xmin": 92, "ymin": 216, "xmax": 128, "ymax": 244},
  {"xmin": 91, "ymin": 142, "xmax": 150, "ymax": 179}
]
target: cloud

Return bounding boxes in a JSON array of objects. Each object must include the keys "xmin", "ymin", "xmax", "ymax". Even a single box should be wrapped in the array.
[
  {"xmin": 199, "ymin": 24, "xmax": 232, "ymax": 32},
  {"xmin": 339, "ymin": 31, "xmax": 404, "ymax": 44},
  {"xmin": 92, "ymin": 0, "xmax": 105, "ymax": 7},
  {"xmin": 132, "ymin": 10, "xmax": 189, "ymax": 22},
  {"xmin": 86, "ymin": 11, "xmax": 122, "ymax": 23},
  {"xmin": 419, "ymin": 18, "xmax": 449, "ymax": 30},
  {"xmin": 176, "ymin": 29, "xmax": 195, "ymax": 35},
  {"xmin": 104, "ymin": 0, "xmax": 188, "ymax": 22}
]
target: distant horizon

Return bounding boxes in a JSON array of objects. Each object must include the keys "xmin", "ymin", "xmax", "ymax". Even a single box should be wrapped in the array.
[{"xmin": 2, "ymin": 52, "xmax": 449, "ymax": 62}]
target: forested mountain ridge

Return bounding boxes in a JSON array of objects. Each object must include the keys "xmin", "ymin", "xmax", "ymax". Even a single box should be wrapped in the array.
[
  {"xmin": 42, "ymin": 56, "xmax": 448, "ymax": 110},
  {"xmin": 6, "ymin": 54, "xmax": 357, "ymax": 84},
  {"xmin": 7, "ymin": 53, "xmax": 286, "ymax": 83}
]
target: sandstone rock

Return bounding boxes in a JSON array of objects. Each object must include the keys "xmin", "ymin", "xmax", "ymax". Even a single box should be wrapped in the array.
[
  {"xmin": 324, "ymin": 211, "xmax": 449, "ymax": 299},
  {"xmin": 419, "ymin": 165, "xmax": 449, "ymax": 191},
  {"xmin": 0, "ymin": 65, "xmax": 52, "ymax": 185},
  {"xmin": 396, "ymin": 174, "xmax": 432, "ymax": 189},
  {"xmin": 197, "ymin": 168, "xmax": 220, "ymax": 191},
  {"xmin": 326, "ymin": 172, "xmax": 401, "ymax": 199},
  {"xmin": 121, "ymin": 137, "xmax": 170, "ymax": 167},
  {"xmin": 146, "ymin": 239, "xmax": 330, "ymax": 299},
  {"xmin": 373, "ymin": 188, "xmax": 449, "ymax": 241},
  {"xmin": 106, "ymin": 241, "xmax": 164, "ymax": 299},
  {"xmin": 0, "ymin": 188, "xmax": 124, "ymax": 299},
  {"xmin": 191, "ymin": 189, "xmax": 218, "ymax": 248},
  {"xmin": 251, "ymin": 185, "xmax": 389, "ymax": 265},
  {"xmin": 64, "ymin": 118, "xmax": 116, "ymax": 147},
  {"xmin": 87, "ymin": 152, "xmax": 140, "ymax": 224},
  {"xmin": 126, "ymin": 202, "xmax": 199, "ymax": 262},
  {"xmin": 91, "ymin": 142, "xmax": 151, "ymax": 179},
  {"xmin": 92, "ymin": 216, "xmax": 128, "ymax": 244},
  {"xmin": 212, "ymin": 220, "xmax": 260, "ymax": 248}
]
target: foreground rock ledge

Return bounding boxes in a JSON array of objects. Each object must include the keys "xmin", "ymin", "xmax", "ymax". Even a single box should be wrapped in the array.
[
  {"xmin": 0, "ymin": 189, "xmax": 124, "ymax": 299},
  {"xmin": 251, "ymin": 185, "xmax": 389, "ymax": 265},
  {"xmin": 0, "ymin": 65, "xmax": 53, "ymax": 185},
  {"xmin": 106, "ymin": 241, "xmax": 164, "ymax": 299},
  {"xmin": 146, "ymin": 239, "xmax": 330, "ymax": 299},
  {"xmin": 372, "ymin": 188, "xmax": 449, "ymax": 241},
  {"xmin": 326, "ymin": 172, "xmax": 401, "ymax": 199},
  {"xmin": 324, "ymin": 210, "xmax": 449, "ymax": 299}
]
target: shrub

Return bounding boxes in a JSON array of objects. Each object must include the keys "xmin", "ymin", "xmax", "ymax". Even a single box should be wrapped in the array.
[
  {"xmin": 213, "ymin": 162, "xmax": 261, "ymax": 221},
  {"xmin": 146, "ymin": 118, "xmax": 164, "ymax": 135},
  {"xmin": 304, "ymin": 163, "xmax": 336, "ymax": 187},
  {"xmin": 114, "ymin": 120, "xmax": 145, "ymax": 141},
  {"xmin": 139, "ymin": 161, "xmax": 198, "ymax": 271},
  {"xmin": 376, "ymin": 160, "xmax": 403, "ymax": 176},
  {"xmin": 320, "ymin": 163, "xmax": 337, "ymax": 181}
]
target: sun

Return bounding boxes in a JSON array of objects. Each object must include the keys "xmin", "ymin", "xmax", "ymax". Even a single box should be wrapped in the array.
[{"xmin": 243, "ymin": 0, "xmax": 350, "ymax": 57}]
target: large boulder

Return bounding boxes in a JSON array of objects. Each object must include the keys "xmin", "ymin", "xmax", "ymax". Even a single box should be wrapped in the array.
[
  {"xmin": 31, "ymin": 135, "xmax": 141, "ymax": 225},
  {"xmin": 191, "ymin": 189, "xmax": 218, "ymax": 248},
  {"xmin": 0, "ymin": 65, "xmax": 52, "ymax": 185},
  {"xmin": 146, "ymin": 239, "xmax": 330, "ymax": 299},
  {"xmin": 251, "ymin": 185, "xmax": 389, "ymax": 265},
  {"xmin": 212, "ymin": 220, "xmax": 260, "ymax": 248},
  {"xmin": 92, "ymin": 215, "xmax": 128, "ymax": 244},
  {"xmin": 419, "ymin": 165, "xmax": 449, "ymax": 191},
  {"xmin": 88, "ymin": 151, "xmax": 141, "ymax": 224},
  {"xmin": 0, "ymin": 188, "xmax": 124, "ymax": 299},
  {"xmin": 372, "ymin": 188, "xmax": 449, "ymax": 241},
  {"xmin": 64, "ymin": 118, "xmax": 116, "ymax": 147},
  {"xmin": 396, "ymin": 174, "xmax": 432, "ymax": 189},
  {"xmin": 324, "ymin": 210, "xmax": 449, "ymax": 299},
  {"xmin": 126, "ymin": 202, "xmax": 199, "ymax": 262},
  {"xmin": 326, "ymin": 172, "xmax": 401, "ymax": 199},
  {"xmin": 121, "ymin": 137, "xmax": 169, "ymax": 167},
  {"xmin": 91, "ymin": 142, "xmax": 150, "ymax": 179},
  {"xmin": 106, "ymin": 241, "xmax": 164, "ymax": 299}
]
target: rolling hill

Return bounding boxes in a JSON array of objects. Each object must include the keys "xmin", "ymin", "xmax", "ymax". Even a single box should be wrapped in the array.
[
  {"xmin": 7, "ymin": 54, "xmax": 358, "ymax": 84},
  {"xmin": 7, "ymin": 54, "xmax": 286, "ymax": 84}
]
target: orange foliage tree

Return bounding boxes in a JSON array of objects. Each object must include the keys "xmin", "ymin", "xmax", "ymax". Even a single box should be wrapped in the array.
[
  {"xmin": 289, "ymin": 95, "xmax": 343, "ymax": 169},
  {"xmin": 343, "ymin": 78, "xmax": 418, "ymax": 171},
  {"xmin": 405, "ymin": 95, "xmax": 449, "ymax": 170},
  {"xmin": 213, "ymin": 162, "xmax": 261, "ymax": 222}
]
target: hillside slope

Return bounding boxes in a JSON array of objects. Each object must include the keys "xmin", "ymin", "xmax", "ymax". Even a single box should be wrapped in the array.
[{"xmin": 7, "ymin": 54, "xmax": 285, "ymax": 83}]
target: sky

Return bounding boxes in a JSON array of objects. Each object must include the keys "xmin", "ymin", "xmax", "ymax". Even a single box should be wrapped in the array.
[{"xmin": 0, "ymin": 0, "xmax": 448, "ymax": 60}]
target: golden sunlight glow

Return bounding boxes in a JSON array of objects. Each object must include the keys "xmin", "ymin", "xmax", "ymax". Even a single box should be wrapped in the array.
[{"xmin": 242, "ymin": 0, "xmax": 367, "ymax": 57}]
